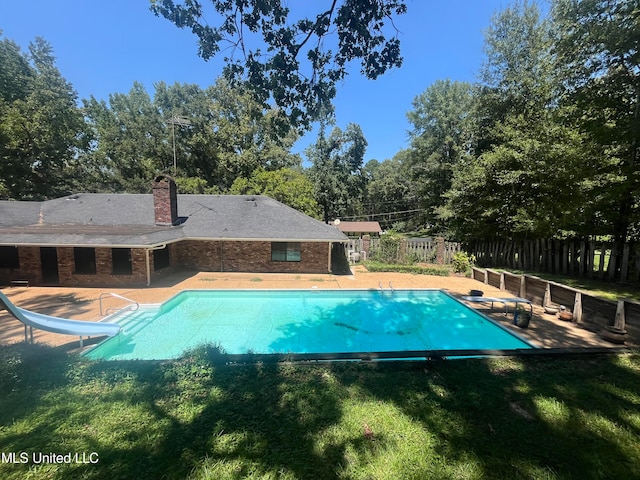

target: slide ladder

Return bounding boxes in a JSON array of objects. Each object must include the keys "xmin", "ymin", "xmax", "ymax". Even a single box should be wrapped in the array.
[{"xmin": 99, "ymin": 292, "xmax": 139, "ymax": 316}]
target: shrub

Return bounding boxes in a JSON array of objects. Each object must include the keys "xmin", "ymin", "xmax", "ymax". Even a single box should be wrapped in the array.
[
  {"xmin": 364, "ymin": 261, "xmax": 450, "ymax": 276},
  {"xmin": 375, "ymin": 233, "xmax": 404, "ymax": 263},
  {"xmin": 451, "ymin": 252, "xmax": 475, "ymax": 273}
]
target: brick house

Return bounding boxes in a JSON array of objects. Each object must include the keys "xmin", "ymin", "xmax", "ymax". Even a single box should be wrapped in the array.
[{"xmin": 0, "ymin": 175, "xmax": 348, "ymax": 287}]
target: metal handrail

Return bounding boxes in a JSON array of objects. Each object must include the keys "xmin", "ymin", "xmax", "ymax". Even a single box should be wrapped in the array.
[{"xmin": 99, "ymin": 292, "xmax": 139, "ymax": 317}]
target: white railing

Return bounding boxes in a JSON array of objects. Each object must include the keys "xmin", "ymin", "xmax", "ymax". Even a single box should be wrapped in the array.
[
  {"xmin": 99, "ymin": 292, "xmax": 139, "ymax": 317},
  {"xmin": 344, "ymin": 237, "xmax": 462, "ymax": 264}
]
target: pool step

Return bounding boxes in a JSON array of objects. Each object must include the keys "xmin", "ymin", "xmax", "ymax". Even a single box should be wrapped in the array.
[{"xmin": 114, "ymin": 308, "xmax": 159, "ymax": 335}]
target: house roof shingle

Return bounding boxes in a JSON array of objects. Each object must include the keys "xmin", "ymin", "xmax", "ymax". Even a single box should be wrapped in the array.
[{"xmin": 0, "ymin": 194, "xmax": 347, "ymax": 247}]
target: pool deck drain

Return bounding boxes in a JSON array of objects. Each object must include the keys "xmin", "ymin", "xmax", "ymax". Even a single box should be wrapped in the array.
[{"xmin": 0, "ymin": 266, "xmax": 632, "ymax": 352}]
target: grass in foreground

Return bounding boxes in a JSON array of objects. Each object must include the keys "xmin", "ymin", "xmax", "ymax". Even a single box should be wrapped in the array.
[{"xmin": 1, "ymin": 343, "xmax": 639, "ymax": 479}]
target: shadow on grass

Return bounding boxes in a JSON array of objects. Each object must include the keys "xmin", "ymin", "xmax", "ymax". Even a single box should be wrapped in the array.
[
  {"xmin": 1, "ymin": 341, "xmax": 639, "ymax": 479},
  {"xmin": 148, "ymin": 347, "xmax": 353, "ymax": 479},
  {"xmin": 327, "ymin": 355, "xmax": 640, "ymax": 479},
  {"xmin": 0, "ymin": 343, "xmax": 362, "ymax": 479}
]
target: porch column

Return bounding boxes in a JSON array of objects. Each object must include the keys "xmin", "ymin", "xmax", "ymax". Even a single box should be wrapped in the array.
[
  {"xmin": 145, "ymin": 249, "xmax": 151, "ymax": 287},
  {"xmin": 362, "ymin": 235, "xmax": 371, "ymax": 259}
]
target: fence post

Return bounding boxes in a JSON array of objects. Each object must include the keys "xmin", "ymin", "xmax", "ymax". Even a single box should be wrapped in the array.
[
  {"xmin": 545, "ymin": 239, "xmax": 552, "ymax": 272},
  {"xmin": 573, "ymin": 292, "xmax": 583, "ymax": 324},
  {"xmin": 399, "ymin": 239, "xmax": 408, "ymax": 263},
  {"xmin": 608, "ymin": 244, "xmax": 618, "ymax": 280},
  {"xmin": 614, "ymin": 300, "xmax": 626, "ymax": 331},
  {"xmin": 587, "ymin": 241, "xmax": 595, "ymax": 277},
  {"xmin": 436, "ymin": 237, "xmax": 445, "ymax": 265},
  {"xmin": 621, "ymin": 244, "xmax": 630, "ymax": 282},
  {"xmin": 613, "ymin": 300, "xmax": 627, "ymax": 330},
  {"xmin": 598, "ymin": 243, "xmax": 607, "ymax": 279},
  {"xmin": 520, "ymin": 274, "xmax": 527, "ymax": 299},
  {"xmin": 362, "ymin": 235, "xmax": 371, "ymax": 260},
  {"xmin": 569, "ymin": 241, "xmax": 575, "ymax": 275},
  {"xmin": 543, "ymin": 282, "xmax": 551, "ymax": 307},
  {"xmin": 529, "ymin": 240, "xmax": 535, "ymax": 270}
]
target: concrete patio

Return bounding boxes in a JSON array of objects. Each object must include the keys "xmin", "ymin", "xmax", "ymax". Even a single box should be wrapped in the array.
[{"xmin": 0, "ymin": 266, "xmax": 633, "ymax": 354}]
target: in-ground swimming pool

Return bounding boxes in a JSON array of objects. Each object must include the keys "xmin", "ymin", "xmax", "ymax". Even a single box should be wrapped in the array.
[{"xmin": 86, "ymin": 289, "xmax": 533, "ymax": 361}]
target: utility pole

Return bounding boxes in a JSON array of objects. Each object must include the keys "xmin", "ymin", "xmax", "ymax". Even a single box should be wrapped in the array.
[{"xmin": 168, "ymin": 115, "xmax": 191, "ymax": 176}]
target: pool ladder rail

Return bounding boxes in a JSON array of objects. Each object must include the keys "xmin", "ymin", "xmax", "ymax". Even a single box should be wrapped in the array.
[
  {"xmin": 99, "ymin": 292, "xmax": 140, "ymax": 317},
  {"xmin": 378, "ymin": 282, "xmax": 394, "ymax": 292}
]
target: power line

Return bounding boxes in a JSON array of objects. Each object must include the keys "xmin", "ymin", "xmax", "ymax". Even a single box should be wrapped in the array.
[
  {"xmin": 340, "ymin": 208, "xmax": 428, "ymax": 221},
  {"xmin": 357, "ymin": 200, "xmax": 414, "ymax": 209}
]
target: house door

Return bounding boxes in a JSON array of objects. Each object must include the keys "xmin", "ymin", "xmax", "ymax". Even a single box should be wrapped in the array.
[{"xmin": 40, "ymin": 247, "xmax": 59, "ymax": 285}]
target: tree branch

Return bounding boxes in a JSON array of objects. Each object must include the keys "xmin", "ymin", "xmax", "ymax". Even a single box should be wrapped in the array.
[{"xmin": 291, "ymin": 0, "xmax": 338, "ymax": 61}]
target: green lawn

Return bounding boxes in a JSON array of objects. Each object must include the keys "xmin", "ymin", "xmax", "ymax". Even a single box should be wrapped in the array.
[
  {"xmin": 1, "ymin": 344, "xmax": 640, "ymax": 479},
  {"xmin": 501, "ymin": 269, "xmax": 640, "ymax": 303}
]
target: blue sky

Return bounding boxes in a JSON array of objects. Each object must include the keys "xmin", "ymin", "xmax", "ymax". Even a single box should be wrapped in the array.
[{"xmin": 0, "ymin": 0, "xmax": 510, "ymax": 163}]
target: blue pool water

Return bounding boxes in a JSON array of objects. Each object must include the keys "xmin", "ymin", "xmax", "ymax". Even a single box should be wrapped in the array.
[{"xmin": 86, "ymin": 289, "xmax": 533, "ymax": 361}]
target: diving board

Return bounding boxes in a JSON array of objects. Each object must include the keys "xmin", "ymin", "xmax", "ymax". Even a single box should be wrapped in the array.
[
  {"xmin": 461, "ymin": 296, "xmax": 533, "ymax": 315},
  {"xmin": 0, "ymin": 291, "xmax": 121, "ymax": 347}
]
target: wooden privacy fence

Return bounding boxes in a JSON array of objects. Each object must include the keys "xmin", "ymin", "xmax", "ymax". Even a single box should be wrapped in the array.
[
  {"xmin": 344, "ymin": 237, "xmax": 462, "ymax": 264},
  {"xmin": 472, "ymin": 267, "xmax": 639, "ymax": 344},
  {"xmin": 472, "ymin": 239, "xmax": 640, "ymax": 282}
]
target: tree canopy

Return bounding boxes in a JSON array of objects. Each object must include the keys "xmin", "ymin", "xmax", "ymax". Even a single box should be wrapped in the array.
[
  {"xmin": 229, "ymin": 167, "xmax": 321, "ymax": 218},
  {"xmin": 0, "ymin": 36, "xmax": 87, "ymax": 199},
  {"xmin": 552, "ymin": 0, "xmax": 640, "ymax": 244},
  {"xmin": 1, "ymin": 0, "xmax": 639, "ymax": 254},
  {"xmin": 403, "ymin": 0, "xmax": 640, "ymax": 246},
  {"xmin": 82, "ymin": 79, "xmax": 300, "ymax": 193},
  {"xmin": 307, "ymin": 122, "xmax": 367, "ymax": 223},
  {"xmin": 150, "ymin": 0, "xmax": 407, "ymax": 129},
  {"xmin": 406, "ymin": 79, "xmax": 475, "ymax": 232}
]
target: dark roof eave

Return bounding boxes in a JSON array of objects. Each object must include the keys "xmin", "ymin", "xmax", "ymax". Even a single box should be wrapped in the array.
[
  {"xmin": 0, "ymin": 236, "xmax": 348, "ymax": 248},
  {"xmin": 183, "ymin": 236, "xmax": 349, "ymax": 243},
  {"xmin": 0, "ymin": 240, "xmax": 183, "ymax": 249}
]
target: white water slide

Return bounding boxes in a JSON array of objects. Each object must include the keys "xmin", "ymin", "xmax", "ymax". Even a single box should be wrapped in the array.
[{"xmin": 0, "ymin": 291, "xmax": 121, "ymax": 347}]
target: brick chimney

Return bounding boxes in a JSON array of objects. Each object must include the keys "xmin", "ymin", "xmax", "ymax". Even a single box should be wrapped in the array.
[{"xmin": 152, "ymin": 175, "xmax": 178, "ymax": 226}]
